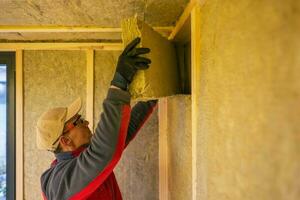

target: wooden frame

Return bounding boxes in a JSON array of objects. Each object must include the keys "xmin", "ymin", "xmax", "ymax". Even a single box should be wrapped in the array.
[
  {"xmin": 0, "ymin": 43, "xmax": 123, "ymax": 51},
  {"xmin": 0, "ymin": 26, "xmax": 122, "ymax": 33},
  {"xmin": 191, "ymin": 3, "xmax": 206, "ymax": 200},
  {"xmin": 4, "ymin": 0, "xmax": 207, "ymax": 199},
  {"xmin": 86, "ymin": 50, "xmax": 94, "ymax": 131},
  {"xmin": 0, "ymin": 25, "xmax": 173, "ymax": 39},
  {"xmin": 157, "ymin": 1, "xmax": 206, "ymax": 199},
  {"xmin": 15, "ymin": 50, "xmax": 23, "ymax": 200},
  {"xmin": 168, "ymin": 0, "xmax": 197, "ymax": 40},
  {"xmin": 0, "ymin": 25, "xmax": 172, "ymax": 33},
  {"xmin": 9, "ymin": 45, "xmax": 119, "ymax": 199},
  {"xmin": 168, "ymin": 0, "xmax": 206, "ymax": 41},
  {"xmin": 158, "ymin": 98, "xmax": 169, "ymax": 200}
]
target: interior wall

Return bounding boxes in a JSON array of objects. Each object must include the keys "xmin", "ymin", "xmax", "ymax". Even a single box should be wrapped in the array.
[
  {"xmin": 24, "ymin": 50, "xmax": 87, "ymax": 200},
  {"xmin": 94, "ymin": 51, "xmax": 120, "ymax": 123},
  {"xmin": 115, "ymin": 109, "xmax": 159, "ymax": 200},
  {"xmin": 22, "ymin": 50, "xmax": 159, "ymax": 199},
  {"xmin": 196, "ymin": 0, "xmax": 300, "ymax": 199},
  {"xmin": 164, "ymin": 95, "xmax": 192, "ymax": 200}
]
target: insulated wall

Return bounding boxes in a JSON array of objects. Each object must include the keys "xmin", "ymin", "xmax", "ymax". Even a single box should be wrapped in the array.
[
  {"xmin": 114, "ymin": 109, "xmax": 159, "ymax": 200},
  {"xmin": 195, "ymin": 0, "xmax": 300, "ymax": 199},
  {"xmin": 23, "ymin": 50, "xmax": 159, "ymax": 200},
  {"xmin": 168, "ymin": 96, "xmax": 191, "ymax": 200},
  {"xmin": 160, "ymin": 95, "xmax": 192, "ymax": 200},
  {"xmin": 24, "ymin": 50, "xmax": 87, "ymax": 200}
]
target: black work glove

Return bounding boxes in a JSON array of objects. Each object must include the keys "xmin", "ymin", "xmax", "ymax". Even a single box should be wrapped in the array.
[{"xmin": 111, "ymin": 37, "xmax": 151, "ymax": 90}]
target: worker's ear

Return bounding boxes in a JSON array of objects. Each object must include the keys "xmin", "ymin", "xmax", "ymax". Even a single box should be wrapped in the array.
[{"xmin": 59, "ymin": 135, "xmax": 73, "ymax": 147}]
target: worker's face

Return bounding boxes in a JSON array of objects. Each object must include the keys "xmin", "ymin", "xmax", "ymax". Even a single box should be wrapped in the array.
[{"xmin": 59, "ymin": 114, "xmax": 92, "ymax": 151}]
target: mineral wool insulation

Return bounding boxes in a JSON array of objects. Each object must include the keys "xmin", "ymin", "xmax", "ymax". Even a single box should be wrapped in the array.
[{"xmin": 121, "ymin": 17, "xmax": 180, "ymax": 99}]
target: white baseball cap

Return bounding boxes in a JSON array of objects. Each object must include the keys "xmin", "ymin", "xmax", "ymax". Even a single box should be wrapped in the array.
[{"xmin": 36, "ymin": 98, "xmax": 82, "ymax": 151}]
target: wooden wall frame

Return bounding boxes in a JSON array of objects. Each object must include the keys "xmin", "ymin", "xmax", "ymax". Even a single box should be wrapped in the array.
[
  {"xmin": 158, "ymin": 98, "xmax": 169, "ymax": 200},
  {"xmin": 0, "ymin": 26, "xmax": 173, "ymax": 40},
  {"xmin": 0, "ymin": 43, "xmax": 123, "ymax": 51},
  {"xmin": 86, "ymin": 49, "xmax": 94, "ymax": 131},
  {"xmin": 15, "ymin": 50, "xmax": 23, "ymax": 200},
  {"xmin": 9, "ymin": 44, "xmax": 121, "ymax": 200},
  {"xmin": 168, "ymin": 0, "xmax": 197, "ymax": 40},
  {"xmin": 159, "ymin": 0, "xmax": 206, "ymax": 199},
  {"xmin": 4, "ymin": 0, "xmax": 207, "ymax": 199},
  {"xmin": 191, "ymin": 3, "xmax": 206, "ymax": 200}
]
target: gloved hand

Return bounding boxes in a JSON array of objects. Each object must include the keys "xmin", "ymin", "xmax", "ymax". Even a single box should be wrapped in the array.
[{"xmin": 111, "ymin": 37, "xmax": 151, "ymax": 90}]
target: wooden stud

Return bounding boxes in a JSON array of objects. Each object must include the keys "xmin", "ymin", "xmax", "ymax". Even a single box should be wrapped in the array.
[
  {"xmin": 86, "ymin": 50, "xmax": 94, "ymax": 131},
  {"xmin": 15, "ymin": 50, "xmax": 23, "ymax": 200},
  {"xmin": 168, "ymin": 0, "xmax": 197, "ymax": 40},
  {"xmin": 0, "ymin": 43, "xmax": 123, "ymax": 51},
  {"xmin": 159, "ymin": 98, "xmax": 169, "ymax": 200},
  {"xmin": 168, "ymin": 0, "xmax": 206, "ymax": 41},
  {"xmin": 191, "ymin": 3, "xmax": 207, "ymax": 200}
]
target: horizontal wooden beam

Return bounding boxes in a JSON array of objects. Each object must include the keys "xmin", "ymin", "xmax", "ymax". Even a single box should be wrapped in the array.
[
  {"xmin": 0, "ymin": 25, "xmax": 122, "ymax": 33},
  {"xmin": 0, "ymin": 25, "xmax": 173, "ymax": 36},
  {"xmin": 0, "ymin": 43, "xmax": 123, "ymax": 51},
  {"xmin": 168, "ymin": 0, "xmax": 197, "ymax": 40}
]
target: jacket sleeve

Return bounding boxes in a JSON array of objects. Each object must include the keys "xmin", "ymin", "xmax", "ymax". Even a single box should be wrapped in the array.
[
  {"xmin": 125, "ymin": 100, "xmax": 157, "ymax": 148},
  {"xmin": 63, "ymin": 88, "xmax": 131, "ymax": 200}
]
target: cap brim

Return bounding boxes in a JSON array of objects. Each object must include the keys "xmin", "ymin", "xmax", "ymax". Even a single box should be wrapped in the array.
[{"xmin": 65, "ymin": 97, "xmax": 82, "ymax": 122}]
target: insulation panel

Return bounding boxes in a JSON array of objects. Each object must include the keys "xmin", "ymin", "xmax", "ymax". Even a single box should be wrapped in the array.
[{"xmin": 122, "ymin": 17, "xmax": 180, "ymax": 99}]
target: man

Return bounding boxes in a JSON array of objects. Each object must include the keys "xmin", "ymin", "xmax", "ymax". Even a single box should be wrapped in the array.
[{"xmin": 36, "ymin": 37, "xmax": 157, "ymax": 200}]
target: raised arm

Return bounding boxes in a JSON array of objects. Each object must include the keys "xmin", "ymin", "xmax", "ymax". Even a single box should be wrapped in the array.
[
  {"xmin": 65, "ymin": 88, "xmax": 131, "ymax": 199},
  {"xmin": 52, "ymin": 38, "xmax": 152, "ymax": 199}
]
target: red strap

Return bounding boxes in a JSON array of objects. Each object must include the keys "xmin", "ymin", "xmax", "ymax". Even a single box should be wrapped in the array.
[
  {"xmin": 50, "ymin": 159, "xmax": 58, "ymax": 167},
  {"xmin": 42, "ymin": 192, "xmax": 48, "ymax": 200}
]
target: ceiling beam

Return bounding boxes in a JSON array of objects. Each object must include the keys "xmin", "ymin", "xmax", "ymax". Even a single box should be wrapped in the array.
[
  {"xmin": 0, "ymin": 25, "xmax": 173, "ymax": 36},
  {"xmin": 168, "ymin": 0, "xmax": 197, "ymax": 40},
  {"xmin": 0, "ymin": 42, "xmax": 123, "ymax": 51},
  {"xmin": 0, "ymin": 26, "xmax": 122, "ymax": 33},
  {"xmin": 0, "ymin": 25, "xmax": 173, "ymax": 40}
]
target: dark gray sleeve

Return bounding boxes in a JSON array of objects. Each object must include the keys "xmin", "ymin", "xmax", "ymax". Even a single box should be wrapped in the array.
[
  {"xmin": 125, "ymin": 100, "xmax": 157, "ymax": 147},
  {"xmin": 62, "ymin": 88, "xmax": 131, "ymax": 199}
]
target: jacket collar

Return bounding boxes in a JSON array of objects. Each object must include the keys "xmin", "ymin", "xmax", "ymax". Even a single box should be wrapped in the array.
[{"xmin": 51, "ymin": 144, "xmax": 89, "ymax": 166}]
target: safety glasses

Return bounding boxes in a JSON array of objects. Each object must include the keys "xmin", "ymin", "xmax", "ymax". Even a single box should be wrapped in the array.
[
  {"xmin": 51, "ymin": 115, "xmax": 85, "ymax": 147},
  {"xmin": 63, "ymin": 115, "xmax": 85, "ymax": 133}
]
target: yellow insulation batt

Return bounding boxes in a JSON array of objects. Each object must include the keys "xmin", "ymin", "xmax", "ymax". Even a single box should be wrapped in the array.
[{"xmin": 121, "ymin": 17, "xmax": 180, "ymax": 99}]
